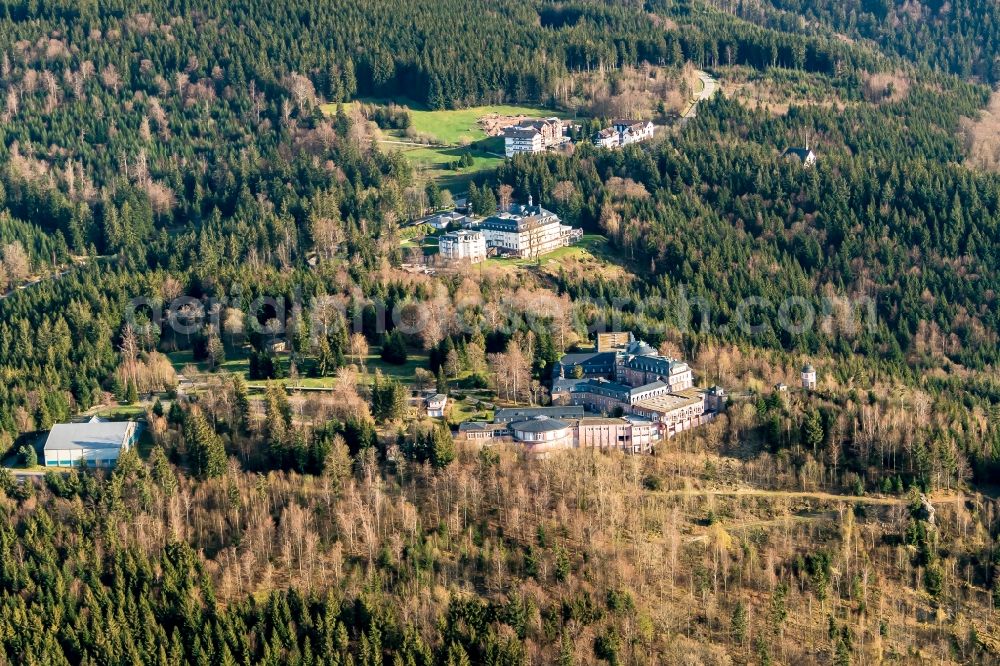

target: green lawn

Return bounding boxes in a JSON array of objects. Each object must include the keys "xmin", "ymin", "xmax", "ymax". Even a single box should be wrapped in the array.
[
  {"xmin": 486, "ymin": 234, "xmax": 611, "ymax": 269},
  {"xmin": 167, "ymin": 349, "xmax": 200, "ymax": 373},
  {"xmin": 398, "ymin": 139, "xmax": 504, "ymax": 192},
  {"xmin": 91, "ymin": 404, "xmax": 147, "ymax": 419},
  {"xmin": 447, "ymin": 398, "xmax": 493, "ymax": 427},
  {"xmin": 323, "ymin": 101, "xmax": 570, "ymax": 190},
  {"xmin": 407, "ymin": 104, "xmax": 563, "ymax": 145},
  {"xmin": 168, "ymin": 345, "xmax": 428, "ymax": 391}
]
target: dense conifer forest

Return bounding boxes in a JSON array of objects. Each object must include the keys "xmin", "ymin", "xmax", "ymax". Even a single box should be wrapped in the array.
[{"xmin": 2, "ymin": 0, "xmax": 1000, "ymax": 662}]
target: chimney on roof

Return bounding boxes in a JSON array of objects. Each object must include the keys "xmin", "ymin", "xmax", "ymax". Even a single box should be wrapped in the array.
[{"xmin": 528, "ymin": 195, "xmax": 533, "ymax": 207}]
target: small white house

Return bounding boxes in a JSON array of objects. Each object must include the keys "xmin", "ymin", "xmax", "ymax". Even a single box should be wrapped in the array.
[
  {"xmin": 801, "ymin": 364, "xmax": 817, "ymax": 390},
  {"xmin": 783, "ymin": 146, "xmax": 817, "ymax": 167},
  {"xmin": 43, "ymin": 419, "xmax": 140, "ymax": 468},
  {"xmin": 426, "ymin": 211, "xmax": 469, "ymax": 230},
  {"xmin": 425, "ymin": 394, "xmax": 448, "ymax": 418}
]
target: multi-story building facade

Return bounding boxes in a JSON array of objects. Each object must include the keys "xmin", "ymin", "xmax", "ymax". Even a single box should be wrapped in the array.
[
  {"xmin": 549, "ymin": 333, "xmax": 723, "ymax": 441},
  {"xmin": 563, "ymin": 378, "xmax": 673, "ymax": 413},
  {"xmin": 474, "ymin": 201, "xmax": 581, "ymax": 258},
  {"xmin": 615, "ymin": 119, "xmax": 656, "ymax": 145},
  {"xmin": 616, "ymin": 343, "xmax": 693, "ymax": 392},
  {"xmin": 576, "ymin": 416, "xmax": 658, "ymax": 454},
  {"xmin": 631, "ymin": 388, "xmax": 710, "ymax": 439},
  {"xmin": 553, "ymin": 339, "xmax": 693, "ymax": 393},
  {"xmin": 503, "ymin": 118, "xmax": 567, "ymax": 157},
  {"xmin": 438, "ymin": 229, "xmax": 487, "ymax": 264},
  {"xmin": 458, "ymin": 414, "xmax": 659, "ymax": 456},
  {"xmin": 593, "ymin": 127, "xmax": 619, "ymax": 149}
]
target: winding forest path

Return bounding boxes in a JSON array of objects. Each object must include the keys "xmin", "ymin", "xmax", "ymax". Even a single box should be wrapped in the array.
[{"xmin": 681, "ymin": 70, "xmax": 719, "ymax": 121}]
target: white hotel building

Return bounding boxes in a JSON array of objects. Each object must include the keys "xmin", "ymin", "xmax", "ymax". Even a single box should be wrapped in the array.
[
  {"xmin": 438, "ymin": 229, "xmax": 487, "ymax": 264},
  {"xmin": 474, "ymin": 201, "xmax": 581, "ymax": 258},
  {"xmin": 503, "ymin": 118, "xmax": 568, "ymax": 157}
]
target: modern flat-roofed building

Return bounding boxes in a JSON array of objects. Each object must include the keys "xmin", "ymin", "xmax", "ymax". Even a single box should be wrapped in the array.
[
  {"xmin": 43, "ymin": 418, "xmax": 140, "ymax": 468},
  {"xmin": 438, "ymin": 229, "xmax": 486, "ymax": 264},
  {"xmin": 596, "ymin": 331, "xmax": 635, "ymax": 352},
  {"xmin": 494, "ymin": 405, "xmax": 585, "ymax": 424},
  {"xmin": 457, "ymin": 413, "xmax": 660, "ymax": 455},
  {"xmin": 576, "ymin": 415, "xmax": 658, "ymax": 454},
  {"xmin": 631, "ymin": 388, "xmax": 708, "ymax": 439}
]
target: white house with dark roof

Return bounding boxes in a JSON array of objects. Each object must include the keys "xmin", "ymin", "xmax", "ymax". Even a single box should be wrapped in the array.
[
  {"xmin": 594, "ymin": 120, "xmax": 656, "ymax": 148},
  {"xmin": 425, "ymin": 211, "xmax": 470, "ymax": 230},
  {"xmin": 783, "ymin": 146, "xmax": 817, "ymax": 167},
  {"xmin": 425, "ymin": 394, "xmax": 448, "ymax": 418},
  {"xmin": 43, "ymin": 419, "xmax": 140, "ymax": 468},
  {"xmin": 801, "ymin": 364, "xmax": 817, "ymax": 389}
]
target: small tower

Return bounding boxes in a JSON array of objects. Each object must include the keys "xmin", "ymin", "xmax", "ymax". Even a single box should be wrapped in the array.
[{"xmin": 801, "ymin": 363, "xmax": 817, "ymax": 390}]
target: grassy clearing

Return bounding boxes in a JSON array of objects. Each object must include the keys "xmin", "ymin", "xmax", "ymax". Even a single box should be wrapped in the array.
[
  {"xmin": 91, "ymin": 404, "xmax": 147, "ymax": 419},
  {"xmin": 407, "ymin": 104, "xmax": 562, "ymax": 145},
  {"xmin": 167, "ymin": 349, "xmax": 199, "ymax": 373},
  {"xmin": 168, "ymin": 345, "xmax": 428, "ymax": 392},
  {"xmin": 447, "ymin": 398, "xmax": 493, "ymax": 427},
  {"xmin": 363, "ymin": 350, "xmax": 428, "ymax": 384},
  {"xmin": 485, "ymin": 234, "xmax": 612, "ymax": 269},
  {"xmin": 322, "ymin": 101, "xmax": 568, "ymax": 190}
]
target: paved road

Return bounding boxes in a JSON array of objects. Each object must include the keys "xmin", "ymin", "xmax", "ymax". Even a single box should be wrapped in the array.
[{"xmin": 681, "ymin": 70, "xmax": 719, "ymax": 121}]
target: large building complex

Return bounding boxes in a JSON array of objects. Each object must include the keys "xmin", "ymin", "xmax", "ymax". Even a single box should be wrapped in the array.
[
  {"xmin": 550, "ymin": 334, "xmax": 722, "ymax": 440},
  {"xmin": 438, "ymin": 229, "xmax": 487, "ymax": 264},
  {"xmin": 473, "ymin": 201, "xmax": 582, "ymax": 258},
  {"xmin": 503, "ymin": 117, "xmax": 568, "ymax": 157},
  {"xmin": 457, "ymin": 334, "xmax": 725, "ymax": 454},
  {"xmin": 553, "ymin": 338, "xmax": 693, "ymax": 393}
]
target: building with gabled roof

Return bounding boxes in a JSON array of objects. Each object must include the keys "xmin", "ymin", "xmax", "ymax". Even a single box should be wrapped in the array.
[
  {"xmin": 593, "ymin": 120, "xmax": 656, "ymax": 148},
  {"xmin": 503, "ymin": 117, "xmax": 567, "ymax": 157},
  {"xmin": 783, "ymin": 146, "xmax": 816, "ymax": 167}
]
